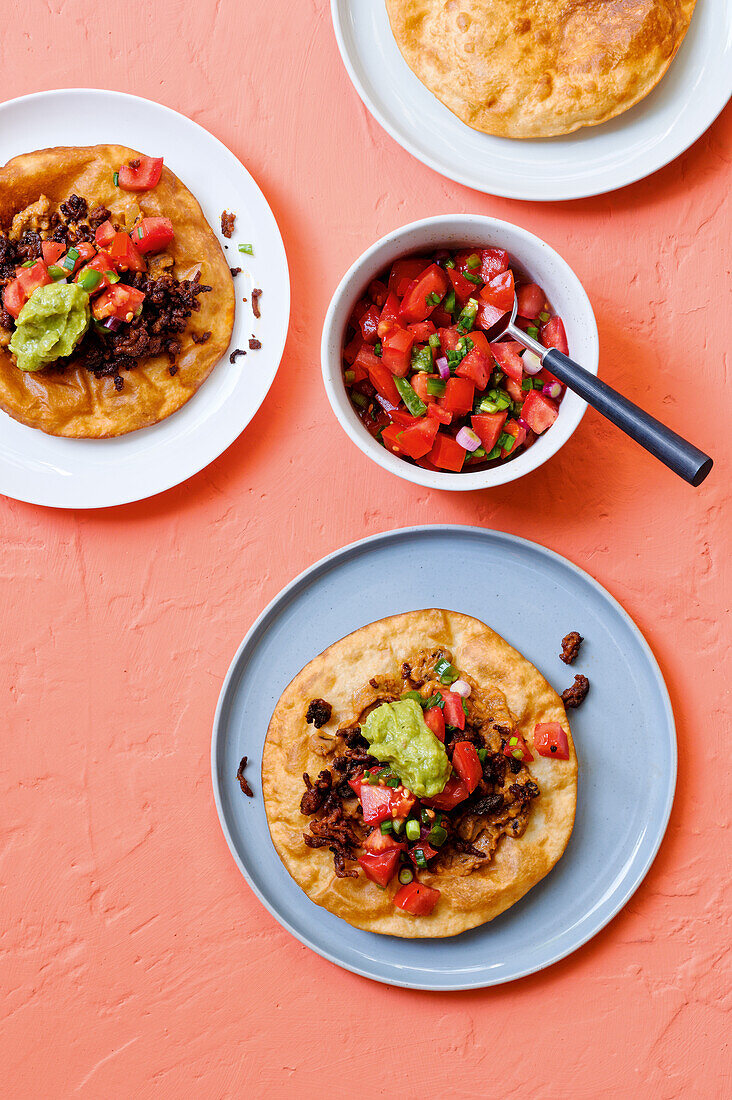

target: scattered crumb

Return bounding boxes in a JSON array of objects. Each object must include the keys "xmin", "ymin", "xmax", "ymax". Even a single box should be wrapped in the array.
[
  {"xmin": 221, "ymin": 210, "xmax": 236, "ymax": 238},
  {"xmin": 251, "ymin": 288, "xmax": 262, "ymax": 318},
  {"xmin": 229, "ymin": 348, "xmax": 246, "ymax": 364}
]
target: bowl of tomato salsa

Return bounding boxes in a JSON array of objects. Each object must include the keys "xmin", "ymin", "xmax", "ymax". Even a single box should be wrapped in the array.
[{"xmin": 322, "ymin": 216, "xmax": 599, "ymax": 490}]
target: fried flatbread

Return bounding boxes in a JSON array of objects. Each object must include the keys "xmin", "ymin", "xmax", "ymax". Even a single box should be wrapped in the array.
[
  {"xmin": 263, "ymin": 610, "xmax": 578, "ymax": 938},
  {"xmin": 385, "ymin": 0, "xmax": 696, "ymax": 138},
  {"xmin": 0, "ymin": 145, "xmax": 235, "ymax": 436}
]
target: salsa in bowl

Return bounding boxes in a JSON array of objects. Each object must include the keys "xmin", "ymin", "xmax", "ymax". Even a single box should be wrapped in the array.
[{"xmin": 322, "ymin": 216, "xmax": 599, "ymax": 491}]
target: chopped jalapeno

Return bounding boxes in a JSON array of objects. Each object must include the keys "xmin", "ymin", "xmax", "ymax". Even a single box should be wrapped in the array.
[
  {"xmin": 486, "ymin": 444, "xmax": 502, "ymax": 460},
  {"xmin": 435, "ymin": 658, "xmax": 459, "ymax": 684},
  {"xmin": 521, "ymin": 378, "xmax": 533, "ymax": 391},
  {"xmin": 47, "ymin": 265, "xmax": 67, "ymax": 281},
  {"xmin": 456, "ymin": 298, "xmax": 478, "ymax": 334},
  {"xmin": 539, "ymin": 310, "xmax": 550, "ymax": 322},
  {"xmin": 77, "ymin": 269, "xmax": 102, "ymax": 292},
  {"xmin": 428, "ymin": 332, "xmax": 441, "ymax": 349},
  {"xmin": 477, "ymin": 747, "xmax": 487, "ymax": 763},
  {"xmin": 401, "ymin": 690, "xmax": 425, "ymax": 705},
  {"xmin": 426, "ymin": 378, "xmax": 446, "ymax": 397},
  {"xmin": 410, "ymin": 345, "xmax": 434, "ymax": 372},
  {"xmin": 428, "ymin": 825, "xmax": 447, "ymax": 847},
  {"xmin": 393, "ymin": 375, "xmax": 427, "ymax": 417},
  {"xmin": 380, "ymin": 820, "xmax": 394, "ymax": 835},
  {"xmin": 238, "ymin": 243, "xmax": 254, "ymax": 255},
  {"xmin": 351, "ymin": 391, "xmax": 368, "ymax": 409},
  {"xmin": 443, "ymin": 288, "xmax": 456, "ymax": 315},
  {"xmin": 425, "ymin": 290, "xmax": 442, "ymax": 308},
  {"xmin": 384, "ymin": 774, "xmax": 400, "ymax": 788},
  {"xmin": 423, "ymin": 693, "xmax": 443, "ymax": 710},
  {"xmin": 466, "ymin": 253, "xmax": 480, "ymax": 270}
]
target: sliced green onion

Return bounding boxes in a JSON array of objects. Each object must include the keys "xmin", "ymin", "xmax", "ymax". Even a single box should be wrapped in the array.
[
  {"xmin": 20, "ymin": 259, "xmax": 35, "ymax": 268},
  {"xmin": 539, "ymin": 310, "xmax": 550, "ymax": 322},
  {"xmin": 399, "ymin": 867, "xmax": 413, "ymax": 885},
  {"xmin": 405, "ymin": 819, "xmax": 421, "ymax": 841},
  {"xmin": 426, "ymin": 378, "xmax": 446, "ymax": 397},
  {"xmin": 113, "ymin": 172, "xmax": 119, "ymax": 187},
  {"xmin": 385, "ymin": 774, "xmax": 400, "ymax": 788},
  {"xmin": 413, "ymin": 848, "xmax": 428, "ymax": 868},
  {"xmin": 393, "ymin": 375, "xmax": 427, "ymax": 417},
  {"xmin": 47, "ymin": 265, "xmax": 67, "ymax": 281},
  {"xmin": 238, "ymin": 243, "xmax": 254, "ymax": 255},
  {"xmin": 471, "ymin": 446, "xmax": 486, "ymax": 458},
  {"xmin": 401, "ymin": 690, "xmax": 424, "ymax": 705},
  {"xmin": 374, "ymin": 340, "xmax": 382, "ymax": 357},
  {"xmin": 499, "ymin": 432, "xmax": 516, "ymax": 453},
  {"xmin": 461, "ymin": 698, "xmax": 469, "ymax": 718},
  {"xmin": 428, "ymin": 332, "xmax": 441, "ymax": 349},
  {"xmin": 425, "ymin": 290, "xmax": 442, "ymax": 308},
  {"xmin": 466, "ymin": 253, "xmax": 480, "ymax": 270},
  {"xmin": 392, "ymin": 817, "xmax": 405, "ymax": 835},
  {"xmin": 77, "ymin": 269, "xmax": 102, "ymax": 292},
  {"xmin": 380, "ymin": 820, "xmax": 394, "ymax": 835},
  {"xmin": 486, "ymin": 444, "xmax": 502, "ymax": 461},
  {"xmin": 435, "ymin": 658, "xmax": 459, "ymax": 684},
  {"xmin": 443, "ymin": 288, "xmax": 456, "ymax": 315},
  {"xmin": 527, "ymin": 325, "xmax": 539, "ymax": 339},
  {"xmin": 136, "ymin": 226, "xmax": 145, "ymax": 240},
  {"xmin": 351, "ymin": 391, "xmax": 368, "ymax": 409},
  {"xmin": 456, "ymin": 298, "xmax": 478, "ymax": 334},
  {"xmin": 105, "ymin": 270, "xmax": 120, "ymax": 284},
  {"xmin": 477, "ymin": 747, "xmax": 487, "ymax": 762},
  {"xmin": 61, "ymin": 248, "xmax": 79, "ymax": 271},
  {"xmin": 344, "ymin": 369, "xmax": 355, "ymax": 384},
  {"xmin": 410, "ymin": 345, "xmax": 434, "ymax": 373},
  {"xmin": 476, "ymin": 397, "xmax": 500, "ymax": 414},
  {"xmin": 423, "ymin": 693, "xmax": 443, "ymax": 710},
  {"xmin": 463, "ymin": 271, "xmax": 483, "ymax": 286},
  {"xmin": 444, "ymin": 258, "xmax": 455, "ymax": 269},
  {"xmin": 521, "ymin": 378, "xmax": 533, "ymax": 391},
  {"xmin": 428, "ymin": 825, "xmax": 447, "ymax": 847}
]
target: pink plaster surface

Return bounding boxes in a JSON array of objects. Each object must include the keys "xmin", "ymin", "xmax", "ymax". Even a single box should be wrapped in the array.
[{"xmin": 1, "ymin": 2, "xmax": 731, "ymax": 1096}]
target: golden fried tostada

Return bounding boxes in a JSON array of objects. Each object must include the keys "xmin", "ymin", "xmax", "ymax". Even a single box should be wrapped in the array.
[{"xmin": 262, "ymin": 610, "xmax": 577, "ymax": 938}]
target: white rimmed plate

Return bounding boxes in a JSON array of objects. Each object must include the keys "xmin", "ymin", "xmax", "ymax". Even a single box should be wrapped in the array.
[
  {"xmin": 0, "ymin": 88, "xmax": 289, "ymax": 508},
  {"xmin": 331, "ymin": 0, "xmax": 732, "ymax": 200}
]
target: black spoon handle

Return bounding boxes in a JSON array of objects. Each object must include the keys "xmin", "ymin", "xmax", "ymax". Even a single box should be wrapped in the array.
[{"xmin": 543, "ymin": 349, "xmax": 713, "ymax": 487}]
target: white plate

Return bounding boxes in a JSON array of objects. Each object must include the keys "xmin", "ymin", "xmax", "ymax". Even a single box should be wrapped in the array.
[
  {"xmin": 0, "ymin": 89, "xmax": 289, "ymax": 508},
  {"xmin": 331, "ymin": 0, "xmax": 732, "ymax": 200}
]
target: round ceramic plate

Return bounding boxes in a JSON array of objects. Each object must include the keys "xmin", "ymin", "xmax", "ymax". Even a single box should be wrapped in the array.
[
  {"xmin": 0, "ymin": 88, "xmax": 289, "ymax": 508},
  {"xmin": 331, "ymin": 0, "xmax": 732, "ymax": 200},
  {"xmin": 212, "ymin": 526, "xmax": 676, "ymax": 990}
]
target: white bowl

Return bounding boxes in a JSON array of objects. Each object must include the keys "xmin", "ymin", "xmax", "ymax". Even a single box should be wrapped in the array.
[{"xmin": 321, "ymin": 215, "xmax": 599, "ymax": 491}]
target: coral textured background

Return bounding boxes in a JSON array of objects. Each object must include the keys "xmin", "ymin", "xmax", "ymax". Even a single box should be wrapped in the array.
[{"xmin": 1, "ymin": 2, "xmax": 730, "ymax": 1097}]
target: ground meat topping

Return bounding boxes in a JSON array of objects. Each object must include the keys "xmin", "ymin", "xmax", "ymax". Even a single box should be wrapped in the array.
[
  {"xmin": 59, "ymin": 193, "xmax": 88, "ymax": 221},
  {"xmin": 305, "ymin": 699, "xmax": 332, "ymax": 728},
  {"xmin": 251, "ymin": 287, "xmax": 262, "ymax": 318},
  {"xmin": 229, "ymin": 266, "xmax": 242, "ymax": 277},
  {"xmin": 191, "ymin": 331, "xmax": 211, "ymax": 345},
  {"xmin": 248, "ymin": 336, "xmax": 261, "ymax": 350},
  {"xmin": 560, "ymin": 631, "xmax": 583, "ymax": 665},
  {"xmin": 302, "ymin": 793, "xmax": 360, "ymax": 878},
  {"xmin": 236, "ymin": 756, "xmax": 253, "ymax": 797},
  {"xmin": 229, "ymin": 348, "xmax": 246, "ymax": 364},
  {"xmin": 220, "ymin": 210, "xmax": 236, "ymax": 238},
  {"xmin": 562, "ymin": 674, "xmax": 590, "ymax": 708},
  {"xmin": 300, "ymin": 770, "xmax": 332, "ymax": 816}
]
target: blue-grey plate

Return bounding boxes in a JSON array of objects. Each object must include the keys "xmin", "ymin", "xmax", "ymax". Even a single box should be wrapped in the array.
[{"xmin": 211, "ymin": 526, "xmax": 676, "ymax": 990}]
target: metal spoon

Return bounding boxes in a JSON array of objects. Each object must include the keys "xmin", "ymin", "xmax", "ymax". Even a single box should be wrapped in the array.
[{"xmin": 484, "ymin": 298, "xmax": 713, "ymax": 486}]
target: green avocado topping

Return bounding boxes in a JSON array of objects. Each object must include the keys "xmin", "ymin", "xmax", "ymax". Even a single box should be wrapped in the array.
[
  {"xmin": 361, "ymin": 698, "xmax": 452, "ymax": 799},
  {"xmin": 9, "ymin": 282, "xmax": 90, "ymax": 373}
]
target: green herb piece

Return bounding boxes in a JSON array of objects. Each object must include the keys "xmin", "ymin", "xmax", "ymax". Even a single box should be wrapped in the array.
[
  {"xmin": 428, "ymin": 825, "xmax": 448, "ymax": 847},
  {"xmin": 456, "ymin": 298, "xmax": 478, "ymax": 334},
  {"xmin": 393, "ymin": 375, "xmax": 427, "ymax": 417},
  {"xmin": 434, "ymin": 658, "xmax": 459, "ymax": 684},
  {"xmin": 374, "ymin": 340, "xmax": 382, "ymax": 357},
  {"xmin": 380, "ymin": 820, "xmax": 394, "ymax": 835},
  {"xmin": 351, "ymin": 391, "xmax": 368, "ymax": 409},
  {"xmin": 113, "ymin": 172, "xmax": 119, "ymax": 187},
  {"xmin": 410, "ymin": 345, "xmax": 434, "ymax": 372},
  {"xmin": 47, "ymin": 265, "xmax": 67, "ymax": 281},
  {"xmin": 238, "ymin": 243, "xmax": 254, "ymax": 255},
  {"xmin": 384, "ymin": 774, "xmax": 400, "ymax": 788},
  {"xmin": 405, "ymin": 819, "xmax": 421, "ymax": 841},
  {"xmin": 426, "ymin": 378, "xmax": 446, "ymax": 397},
  {"xmin": 428, "ymin": 333, "xmax": 441, "ymax": 349}
]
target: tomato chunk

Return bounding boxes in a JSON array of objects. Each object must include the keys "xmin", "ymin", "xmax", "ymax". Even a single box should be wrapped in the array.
[
  {"xmin": 131, "ymin": 216, "xmax": 175, "ymax": 255},
  {"xmin": 451, "ymin": 741, "xmax": 483, "ymax": 793},
  {"xmin": 367, "ymin": 360, "xmax": 401, "ymax": 406},
  {"xmin": 455, "ymin": 346, "xmax": 490, "ymax": 390},
  {"xmin": 490, "ymin": 341, "xmax": 524, "ymax": 383},
  {"xmin": 75, "ymin": 252, "xmax": 117, "ymax": 296},
  {"xmin": 41, "ymin": 241, "xmax": 65, "ymax": 266},
  {"xmin": 94, "ymin": 220, "xmax": 116, "ymax": 250},
  {"xmin": 516, "ymin": 283, "xmax": 546, "ymax": 318},
  {"xmin": 381, "ymin": 327, "xmax": 414, "ymax": 377},
  {"xmin": 540, "ymin": 316, "xmax": 569, "ymax": 355},
  {"xmin": 388, "ymin": 257, "xmax": 429, "ymax": 297},
  {"xmin": 503, "ymin": 733, "xmax": 534, "ymax": 763},
  {"xmin": 117, "ymin": 154, "xmax": 164, "ymax": 192},
  {"xmin": 480, "ymin": 269, "xmax": 514, "ymax": 312},
  {"xmin": 407, "ymin": 320, "xmax": 436, "ymax": 343},
  {"xmin": 429, "ymin": 433, "xmax": 466, "ymax": 472},
  {"xmin": 438, "ymin": 376, "xmax": 474, "ymax": 416},
  {"xmin": 424, "ymin": 705, "xmax": 445, "ymax": 743},
  {"xmin": 92, "ymin": 284, "xmax": 146, "ymax": 322},
  {"xmin": 521, "ymin": 390, "xmax": 559, "ymax": 434},
  {"xmin": 399, "ymin": 264, "xmax": 448, "ymax": 323},
  {"xmin": 427, "ymin": 403, "xmax": 452, "ymax": 426},
  {"xmin": 479, "ymin": 248, "xmax": 509, "ymax": 282},
  {"xmin": 501, "ymin": 419, "xmax": 527, "ymax": 458},
  {"xmin": 447, "ymin": 265, "xmax": 476, "ymax": 302},
  {"xmin": 534, "ymin": 722, "xmax": 570, "ymax": 760},
  {"xmin": 359, "ymin": 303, "xmax": 381, "ymax": 344},
  {"xmin": 393, "ymin": 882, "xmax": 441, "ymax": 916},
  {"xmin": 395, "ymin": 417, "xmax": 439, "ymax": 460},
  {"xmin": 471, "ymin": 411, "xmax": 508, "ymax": 452},
  {"xmin": 108, "ymin": 231, "xmax": 146, "ymax": 273},
  {"xmin": 422, "ymin": 774, "xmax": 469, "ymax": 811},
  {"xmin": 358, "ymin": 848, "xmax": 403, "ymax": 887},
  {"xmin": 441, "ymin": 690, "xmax": 465, "ymax": 730}
]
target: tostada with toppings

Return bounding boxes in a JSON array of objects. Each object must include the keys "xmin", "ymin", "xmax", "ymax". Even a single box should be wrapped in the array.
[
  {"xmin": 0, "ymin": 145, "xmax": 235, "ymax": 437},
  {"xmin": 262, "ymin": 609, "xmax": 577, "ymax": 937}
]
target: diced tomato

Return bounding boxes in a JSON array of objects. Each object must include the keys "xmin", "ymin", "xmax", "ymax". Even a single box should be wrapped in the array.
[
  {"xmin": 521, "ymin": 390, "xmax": 559, "ymax": 434},
  {"xmin": 480, "ymin": 269, "xmax": 514, "ymax": 312},
  {"xmin": 353, "ymin": 343, "xmax": 380, "ymax": 381},
  {"xmin": 395, "ymin": 417, "xmax": 439, "ymax": 460},
  {"xmin": 2, "ymin": 279, "xmax": 27, "ymax": 319},
  {"xmin": 368, "ymin": 278, "xmax": 389, "ymax": 308},
  {"xmin": 479, "ymin": 248, "xmax": 509, "ymax": 282},
  {"xmin": 503, "ymin": 733, "xmax": 534, "ymax": 763},
  {"xmin": 540, "ymin": 316, "xmax": 569, "ymax": 355},
  {"xmin": 41, "ymin": 241, "xmax": 65, "ymax": 266},
  {"xmin": 389, "ymin": 408, "xmax": 415, "ymax": 427},
  {"xmin": 117, "ymin": 154, "xmax": 164, "ymax": 192},
  {"xmin": 505, "ymin": 377, "xmax": 525, "ymax": 404},
  {"xmin": 451, "ymin": 741, "xmax": 482, "ymax": 793},
  {"xmin": 399, "ymin": 264, "xmax": 449, "ymax": 324},
  {"xmin": 411, "ymin": 372, "xmax": 437, "ymax": 405},
  {"xmin": 431, "ymin": 306, "xmax": 452, "ymax": 328},
  {"xmin": 534, "ymin": 722, "xmax": 570, "ymax": 760},
  {"xmin": 437, "ymin": 326, "xmax": 460, "ymax": 354},
  {"xmin": 358, "ymin": 784, "xmax": 399, "ymax": 825},
  {"xmin": 516, "ymin": 283, "xmax": 546, "ymax": 319},
  {"xmin": 358, "ymin": 848, "xmax": 403, "ymax": 887},
  {"xmin": 424, "ymin": 705, "xmax": 445, "ymax": 742},
  {"xmin": 381, "ymin": 327, "xmax": 414, "ymax": 377},
  {"xmin": 350, "ymin": 298, "xmax": 371, "ymax": 326},
  {"xmin": 130, "ymin": 216, "xmax": 175, "ymax": 254},
  {"xmin": 429, "ymin": 432, "xmax": 465, "ymax": 472},
  {"xmin": 441, "ymin": 690, "xmax": 465, "ymax": 730},
  {"xmin": 422, "ymin": 774, "xmax": 469, "ymax": 811},
  {"xmin": 456, "ymin": 346, "xmax": 490, "ymax": 390},
  {"xmin": 490, "ymin": 341, "xmax": 524, "ymax": 383},
  {"xmin": 388, "ymin": 257, "xmax": 429, "ymax": 297},
  {"xmin": 377, "ymin": 291, "xmax": 401, "ymax": 339},
  {"xmin": 94, "ymin": 220, "xmax": 116, "ymax": 250},
  {"xmin": 427, "ymin": 403, "xmax": 452, "ymax": 426},
  {"xmin": 466, "ymin": 328, "xmax": 491, "ymax": 358},
  {"xmin": 393, "ymin": 882, "xmax": 441, "ymax": 916},
  {"xmin": 407, "ymin": 319, "xmax": 436, "ymax": 343},
  {"xmin": 359, "ymin": 303, "xmax": 381, "ymax": 344},
  {"xmin": 439, "ymin": 376, "xmax": 474, "ymax": 417},
  {"xmin": 476, "ymin": 299, "xmax": 507, "ymax": 331},
  {"xmin": 75, "ymin": 252, "xmax": 117, "ymax": 296},
  {"xmin": 16, "ymin": 259, "xmax": 52, "ymax": 299},
  {"xmin": 447, "ymin": 265, "xmax": 476, "ymax": 302},
  {"xmin": 471, "ymin": 411, "xmax": 507, "ymax": 452},
  {"xmin": 56, "ymin": 242, "xmax": 95, "ymax": 276},
  {"xmin": 363, "ymin": 828, "xmax": 405, "ymax": 855},
  {"xmin": 381, "ymin": 423, "xmax": 403, "ymax": 454},
  {"xmin": 92, "ymin": 284, "xmax": 146, "ymax": 322},
  {"xmin": 501, "ymin": 419, "xmax": 527, "ymax": 458},
  {"xmin": 108, "ymin": 231, "xmax": 146, "ymax": 273},
  {"xmin": 343, "ymin": 332, "xmax": 363, "ymax": 367},
  {"xmin": 367, "ymin": 360, "xmax": 401, "ymax": 406},
  {"xmin": 409, "ymin": 837, "xmax": 438, "ymax": 866}
]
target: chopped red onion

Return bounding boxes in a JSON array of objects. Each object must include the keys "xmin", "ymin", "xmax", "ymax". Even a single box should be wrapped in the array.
[
  {"xmin": 517, "ymin": 417, "xmax": 532, "ymax": 434},
  {"xmin": 455, "ymin": 426, "xmax": 481, "ymax": 452},
  {"xmin": 103, "ymin": 317, "xmax": 122, "ymax": 331},
  {"xmin": 451, "ymin": 679, "xmax": 471, "ymax": 698},
  {"xmin": 375, "ymin": 393, "xmax": 397, "ymax": 414},
  {"xmin": 436, "ymin": 356, "xmax": 450, "ymax": 380},
  {"xmin": 543, "ymin": 381, "xmax": 562, "ymax": 400},
  {"xmin": 520, "ymin": 349, "xmax": 543, "ymax": 375}
]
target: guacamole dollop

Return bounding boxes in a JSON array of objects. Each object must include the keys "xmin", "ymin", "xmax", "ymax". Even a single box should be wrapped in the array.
[
  {"xmin": 361, "ymin": 698, "xmax": 452, "ymax": 798},
  {"xmin": 9, "ymin": 283, "xmax": 90, "ymax": 372}
]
